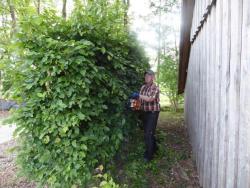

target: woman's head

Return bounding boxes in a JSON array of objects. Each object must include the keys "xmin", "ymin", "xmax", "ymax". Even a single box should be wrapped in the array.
[{"xmin": 144, "ymin": 70, "xmax": 155, "ymax": 84}]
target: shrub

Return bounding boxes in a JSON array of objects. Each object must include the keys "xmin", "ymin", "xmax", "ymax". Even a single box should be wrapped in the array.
[{"xmin": 9, "ymin": 1, "xmax": 149, "ymax": 187}]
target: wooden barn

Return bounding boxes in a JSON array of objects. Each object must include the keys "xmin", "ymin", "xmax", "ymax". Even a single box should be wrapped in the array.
[{"xmin": 178, "ymin": 0, "xmax": 250, "ymax": 187}]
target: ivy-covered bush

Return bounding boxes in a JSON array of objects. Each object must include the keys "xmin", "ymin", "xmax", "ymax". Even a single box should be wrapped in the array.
[{"xmin": 9, "ymin": 1, "xmax": 149, "ymax": 187}]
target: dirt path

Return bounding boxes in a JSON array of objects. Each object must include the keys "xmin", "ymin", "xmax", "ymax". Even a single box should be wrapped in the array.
[
  {"xmin": 0, "ymin": 111, "xmax": 35, "ymax": 188},
  {"xmin": 153, "ymin": 111, "xmax": 201, "ymax": 187},
  {"xmin": 0, "ymin": 139, "xmax": 36, "ymax": 188}
]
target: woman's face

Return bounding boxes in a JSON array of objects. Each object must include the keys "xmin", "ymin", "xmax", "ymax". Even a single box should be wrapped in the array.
[{"xmin": 145, "ymin": 74, "xmax": 154, "ymax": 84}]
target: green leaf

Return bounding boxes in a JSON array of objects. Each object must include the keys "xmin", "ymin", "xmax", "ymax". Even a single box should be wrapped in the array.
[
  {"xmin": 62, "ymin": 127, "xmax": 68, "ymax": 134},
  {"xmin": 77, "ymin": 112, "xmax": 86, "ymax": 120},
  {"xmin": 101, "ymin": 47, "xmax": 106, "ymax": 54},
  {"xmin": 102, "ymin": 105, "xmax": 108, "ymax": 109},
  {"xmin": 81, "ymin": 144, "xmax": 87, "ymax": 150},
  {"xmin": 121, "ymin": 118, "xmax": 126, "ymax": 125},
  {"xmin": 43, "ymin": 135, "xmax": 50, "ymax": 144},
  {"xmin": 55, "ymin": 137, "xmax": 61, "ymax": 143},
  {"xmin": 80, "ymin": 69, "xmax": 86, "ymax": 76},
  {"xmin": 72, "ymin": 140, "xmax": 77, "ymax": 148},
  {"xmin": 108, "ymin": 55, "xmax": 112, "ymax": 61},
  {"xmin": 37, "ymin": 92, "xmax": 45, "ymax": 98},
  {"xmin": 117, "ymin": 133, "xmax": 123, "ymax": 140},
  {"xmin": 79, "ymin": 151, "xmax": 86, "ymax": 158}
]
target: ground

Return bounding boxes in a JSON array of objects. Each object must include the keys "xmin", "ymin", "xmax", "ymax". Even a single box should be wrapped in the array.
[
  {"xmin": 109, "ymin": 111, "xmax": 200, "ymax": 188},
  {"xmin": 0, "ymin": 110, "xmax": 200, "ymax": 188},
  {"xmin": 0, "ymin": 140, "xmax": 36, "ymax": 188},
  {"xmin": 0, "ymin": 111, "xmax": 36, "ymax": 188}
]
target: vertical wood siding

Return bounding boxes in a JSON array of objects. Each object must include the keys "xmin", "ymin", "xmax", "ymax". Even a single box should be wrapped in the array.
[
  {"xmin": 185, "ymin": 0, "xmax": 250, "ymax": 187},
  {"xmin": 190, "ymin": 0, "xmax": 214, "ymax": 42}
]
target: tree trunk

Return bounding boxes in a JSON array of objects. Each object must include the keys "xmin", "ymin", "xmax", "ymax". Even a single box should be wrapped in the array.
[
  {"xmin": 173, "ymin": 98, "xmax": 179, "ymax": 112},
  {"xmin": 123, "ymin": 0, "xmax": 130, "ymax": 26},
  {"xmin": 7, "ymin": 0, "xmax": 16, "ymax": 31},
  {"xmin": 157, "ymin": 0, "xmax": 162, "ymax": 86},
  {"xmin": 37, "ymin": 0, "xmax": 41, "ymax": 14},
  {"xmin": 174, "ymin": 33, "xmax": 179, "ymax": 59},
  {"xmin": 62, "ymin": 0, "xmax": 67, "ymax": 19},
  {"xmin": 0, "ymin": 71, "xmax": 2, "ymax": 99},
  {"xmin": 82, "ymin": 0, "xmax": 87, "ymax": 6},
  {"xmin": 1, "ymin": 13, "xmax": 5, "ymax": 28}
]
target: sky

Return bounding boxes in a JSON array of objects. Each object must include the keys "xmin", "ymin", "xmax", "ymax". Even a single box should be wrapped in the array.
[{"xmin": 129, "ymin": 0, "xmax": 181, "ymax": 69}]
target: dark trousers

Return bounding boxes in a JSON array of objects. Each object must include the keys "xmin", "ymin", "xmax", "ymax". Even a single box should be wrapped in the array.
[{"xmin": 143, "ymin": 111, "xmax": 159, "ymax": 160}]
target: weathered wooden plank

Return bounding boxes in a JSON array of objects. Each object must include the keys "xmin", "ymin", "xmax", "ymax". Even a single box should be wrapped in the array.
[
  {"xmin": 199, "ymin": 0, "xmax": 202, "ymax": 26},
  {"xmin": 217, "ymin": 0, "xmax": 230, "ymax": 187},
  {"xmin": 209, "ymin": 12, "xmax": 214, "ymax": 188},
  {"xmin": 209, "ymin": 6, "xmax": 214, "ymax": 188},
  {"xmin": 186, "ymin": 46, "xmax": 193, "ymax": 148},
  {"xmin": 198, "ymin": 33, "xmax": 202, "ymax": 166},
  {"xmin": 194, "ymin": 0, "xmax": 198, "ymax": 40},
  {"xmin": 190, "ymin": 0, "xmax": 217, "ymax": 42},
  {"xmin": 225, "ymin": 0, "xmax": 242, "ymax": 187},
  {"xmin": 215, "ymin": 1, "xmax": 224, "ymax": 186},
  {"xmin": 202, "ymin": 16, "xmax": 208, "ymax": 188},
  {"xmin": 237, "ymin": 0, "xmax": 250, "ymax": 187},
  {"xmin": 197, "ymin": 31, "xmax": 202, "ymax": 176},
  {"xmin": 211, "ymin": 2, "xmax": 221, "ymax": 187},
  {"xmin": 196, "ymin": 25, "xmax": 202, "ymax": 186},
  {"xmin": 185, "ymin": 38, "xmax": 195, "ymax": 152},
  {"xmin": 192, "ymin": 40, "xmax": 197, "ymax": 158},
  {"xmin": 211, "ymin": 10, "xmax": 217, "ymax": 188},
  {"xmin": 208, "ymin": 7, "xmax": 216, "ymax": 188},
  {"xmin": 199, "ymin": 25, "xmax": 205, "ymax": 187},
  {"xmin": 195, "ymin": 26, "xmax": 203, "ymax": 187},
  {"xmin": 204, "ymin": 13, "xmax": 213, "ymax": 188},
  {"xmin": 191, "ymin": 1, "xmax": 198, "ymax": 40}
]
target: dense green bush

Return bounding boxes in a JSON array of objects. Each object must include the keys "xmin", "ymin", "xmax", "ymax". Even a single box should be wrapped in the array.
[{"xmin": 9, "ymin": 1, "xmax": 149, "ymax": 187}]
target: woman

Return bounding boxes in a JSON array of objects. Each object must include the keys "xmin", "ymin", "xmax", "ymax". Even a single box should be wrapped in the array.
[{"xmin": 132, "ymin": 70, "xmax": 160, "ymax": 162}]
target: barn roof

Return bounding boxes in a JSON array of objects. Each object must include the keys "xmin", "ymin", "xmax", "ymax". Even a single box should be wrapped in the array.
[
  {"xmin": 178, "ymin": 0, "xmax": 195, "ymax": 94},
  {"xmin": 178, "ymin": 0, "xmax": 216, "ymax": 94}
]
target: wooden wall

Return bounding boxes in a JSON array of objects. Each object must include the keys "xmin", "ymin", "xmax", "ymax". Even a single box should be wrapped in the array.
[{"xmin": 185, "ymin": 0, "xmax": 250, "ymax": 187}]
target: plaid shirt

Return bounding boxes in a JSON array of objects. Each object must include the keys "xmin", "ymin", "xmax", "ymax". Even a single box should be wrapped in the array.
[{"xmin": 139, "ymin": 83, "xmax": 160, "ymax": 112}]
